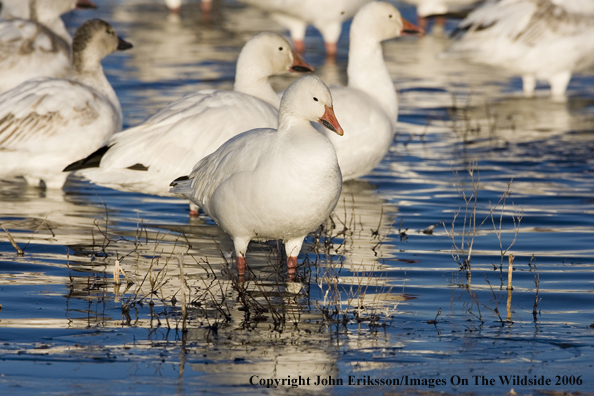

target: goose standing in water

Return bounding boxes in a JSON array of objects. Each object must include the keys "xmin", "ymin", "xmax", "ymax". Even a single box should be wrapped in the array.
[
  {"xmin": 0, "ymin": 19, "xmax": 132, "ymax": 189},
  {"xmin": 65, "ymin": 32, "xmax": 313, "ymax": 208},
  {"xmin": 401, "ymin": 0, "xmax": 481, "ymax": 31},
  {"xmin": 315, "ymin": 2, "xmax": 423, "ymax": 181},
  {"xmin": 0, "ymin": 0, "xmax": 97, "ymax": 94},
  {"xmin": 170, "ymin": 75, "xmax": 343, "ymax": 280},
  {"xmin": 239, "ymin": 0, "xmax": 372, "ymax": 56},
  {"xmin": 443, "ymin": 0, "xmax": 594, "ymax": 99}
]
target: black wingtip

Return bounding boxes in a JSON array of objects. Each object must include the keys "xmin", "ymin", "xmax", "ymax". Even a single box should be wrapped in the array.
[
  {"xmin": 170, "ymin": 175, "xmax": 189, "ymax": 187},
  {"xmin": 63, "ymin": 145, "xmax": 111, "ymax": 172}
]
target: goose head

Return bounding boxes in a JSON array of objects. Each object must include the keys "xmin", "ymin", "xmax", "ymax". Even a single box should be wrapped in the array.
[
  {"xmin": 280, "ymin": 75, "xmax": 343, "ymax": 136},
  {"xmin": 236, "ymin": 32, "xmax": 314, "ymax": 78},
  {"xmin": 72, "ymin": 19, "xmax": 132, "ymax": 72},
  {"xmin": 350, "ymin": 2, "xmax": 423, "ymax": 43}
]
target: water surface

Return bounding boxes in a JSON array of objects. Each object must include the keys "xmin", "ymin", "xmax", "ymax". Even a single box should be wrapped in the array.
[{"xmin": 1, "ymin": 1, "xmax": 593, "ymax": 395}]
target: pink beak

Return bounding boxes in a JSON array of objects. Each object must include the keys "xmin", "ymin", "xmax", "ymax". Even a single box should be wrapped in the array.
[
  {"xmin": 319, "ymin": 105, "xmax": 343, "ymax": 136},
  {"xmin": 290, "ymin": 51, "xmax": 315, "ymax": 73},
  {"xmin": 401, "ymin": 17, "xmax": 424, "ymax": 36}
]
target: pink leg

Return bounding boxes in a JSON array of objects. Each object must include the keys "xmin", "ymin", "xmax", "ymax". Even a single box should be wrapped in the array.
[
  {"xmin": 201, "ymin": 0, "xmax": 212, "ymax": 20},
  {"xmin": 189, "ymin": 209, "xmax": 199, "ymax": 217},
  {"xmin": 237, "ymin": 256, "xmax": 246, "ymax": 282},
  {"xmin": 325, "ymin": 42, "xmax": 337, "ymax": 58},
  {"xmin": 287, "ymin": 256, "xmax": 298, "ymax": 280},
  {"xmin": 293, "ymin": 39, "xmax": 305, "ymax": 55}
]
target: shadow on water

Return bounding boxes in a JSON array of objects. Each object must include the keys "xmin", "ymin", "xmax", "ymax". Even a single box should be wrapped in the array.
[{"xmin": 1, "ymin": 0, "xmax": 594, "ymax": 395}]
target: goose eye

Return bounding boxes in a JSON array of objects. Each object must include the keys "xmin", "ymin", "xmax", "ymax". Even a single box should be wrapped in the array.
[
  {"xmin": 389, "ymin": 14, "xmax": 393, "ymax": 19},
  {"xmin": 340, "ymin": 11, "xmax": 345, "ymax": 15},
  {"xmin": 313, "ymin": 97, "xmax": 318, "ymax": 102},
  {"xmin": 278, "ymin": 47, "xmax": 283, "ymax": 51}
]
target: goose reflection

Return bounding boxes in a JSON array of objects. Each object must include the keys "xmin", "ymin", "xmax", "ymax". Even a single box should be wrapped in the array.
[{"xmin": 111, "ymin": 0, "xmax": 233, "ymax": 86}]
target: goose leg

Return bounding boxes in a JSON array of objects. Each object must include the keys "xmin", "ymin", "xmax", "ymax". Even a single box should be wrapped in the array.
[
  {"xmin": 284, "ymin": 237, "xmax": 304, "ymax": 280},
  {"xmin": 325, "ymin": 42, "xmax": 337, "ymax": 58},
  {"xmin": 189, "ymin": 201, "xmax": 199, "ymax": 217},
  {"xmin": 522, "ymin": 74, "xmax": 536, "ymax": 97},
  {"xmin": 293, "ymin": 39, "xmax": 305, "ymax": 54},
  {"xmin": 237, "ymin": 256, "xmax": 247, "ymax": 282},
  {"xmin": 549, "ymin": 71, "xmax": 571, "ymax": 101},
  {"xmin": 233, "ymin": 237, "xmax": 250, "ymax": 281}
]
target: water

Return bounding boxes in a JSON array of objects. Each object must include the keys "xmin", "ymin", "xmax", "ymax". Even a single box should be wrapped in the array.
[{"xmin": 1, "ymin": 0, "xmax": 594, "ymax": 394}]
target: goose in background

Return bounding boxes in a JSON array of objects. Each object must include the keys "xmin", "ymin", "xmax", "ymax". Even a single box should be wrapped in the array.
[
  {"xmin": 0, "ymin": 0, "xmax": 97, "ymax": 94},
  {"xmin": 164, "ymin": 0, "xmax": 212, "ymax": 15},
  {"xmin": 64, "ymin": 32, "xmax": 313, "ymax": 207},
  {"xmin": 401, "ymin": 0, "xmax": 482, "ymax": 31},
  {"xmin": 0, "ymin": 19, "xmax": 132, "ymax": 189},
  {"xmin": 239, "ymin": 0, "xmax": 373, "ymax": 56},
  {"xmin": 443, "ymin": 0, "xmax": 594, "ymax": 99},
  {"xmin": 170, "ymin": 75, "xmax": 343, "ymax": 280},
  {"xmin": 315, "ymin": 2, "xmax": 423, "ymax": 181},
  {"xmin": 0, "ymin": 0, "xmax": 30, "ymax": 19}
]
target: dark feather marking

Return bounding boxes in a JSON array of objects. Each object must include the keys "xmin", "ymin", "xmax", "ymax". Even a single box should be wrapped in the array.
[
  {"xmin": 170, "ymin": 175, "xmax": 189, "ymax": 186},
  {"xmin": 63, "ymin": 144, "xmax": 111, "ymax": 172},
  {"xmin": 127, "ymin": 163, "xmax": 149, "ymax": 171}
]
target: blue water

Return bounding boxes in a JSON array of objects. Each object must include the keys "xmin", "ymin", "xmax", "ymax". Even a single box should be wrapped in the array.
[{"xmin": 1, "ymin": 0, "xmax": 594, "ymax": 395}]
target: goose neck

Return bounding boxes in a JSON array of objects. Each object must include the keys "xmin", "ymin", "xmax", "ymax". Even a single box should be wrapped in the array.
[
  {"xmin": 234, "ymin": 73, "xmax": 280, "ymax": 108},
  {"xmin": 70, "ymin": 63, "xmax": 122, "ymax": 129},
  {"xmin": 347, "ymin": 38, "xmax": 398, "ymax": 123}
]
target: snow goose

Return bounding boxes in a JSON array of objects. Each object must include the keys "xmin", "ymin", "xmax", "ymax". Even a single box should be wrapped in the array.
[
  {"xmin": 170, "ymin": 75, "xmax": 343, "ymax": 279},
  {"xmin": 0, "ymin": 19, "xmax": 132, "ymax": 189},
  {"xmin": 164, "ymin": 0, "xmax": 213, "ymax": 15},
  {"xmin": 0, "ymin": 0, "xmax": 98, "ymax": 94},
  {"xmin": 64, "ymin": 32, "xmax": 313, "ymax": 203},
  {"xmin": 239, "ymin": 0, "xmax": 373, "ymax": 56},
  {"xmin": 443, "ymin": 0, "xmax": 594, "ymax": 99},
  {"xmin": 1, "ymin": 0, "xmax": 30, "ymax": 19},
  {"xmin": 401, "ymin": 0, "xmax": 481, "ymax": 31},
  {"xmin": 315, "ymin": 2, "xmax": 423, "ymax": 181}
]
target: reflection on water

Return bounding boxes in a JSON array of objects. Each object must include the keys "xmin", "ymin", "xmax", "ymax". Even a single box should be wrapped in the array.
[{"xmin": 1, "ymin": 0, "xmax": 594, "ymax": 394}]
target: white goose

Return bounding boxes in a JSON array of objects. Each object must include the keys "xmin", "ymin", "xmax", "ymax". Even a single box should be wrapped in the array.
[
  {"xmin": 0, "ymin": 0, "xmax": 97, "ymax": 94},
  {"xmin": 239, "ymin": 0, "xmax": 373, "ymax": 56},
  {"xmin": 315, "ymin": 2, "xmax": 423, "ymax": 181},
  {"xmin": 65, "ymin": 32, "xmax": 313, "ymax": 203},
  {"xmin": 170, "ymin": 75, "xmax": 343, "ymax": 279},
  {"xmin": 1, "ymin": 0, "xmax": 30, "ymax": 19},
  {"xmin": 0, "ymin": 19, "xmax": 132, "ymax": 189},
  {"xmin": 164, "ymin": 0, "xmax": 212, "ymax": 14},
  {"xmin": 401, "ymin": 0, "xmax": 481, "ymax": 32},
  {"xmin": 444, "ymin": 0, "xmax": 594, "ymax": 98}
]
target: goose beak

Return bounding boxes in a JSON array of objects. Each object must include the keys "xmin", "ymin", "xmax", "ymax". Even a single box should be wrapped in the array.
[
  {"xmin": 117, "ymin": 37, "xmax": 133, "ymax": 51},
  {"xmin": 401, "ymin": 18, "xmax": 424, "ymax": 36},
  {"xmin": 319, "ymin": 105, "xmax": 343, "ymax": 136},
  {"xmin": 290, "ymin": 51, "xmax": 315, "ymax": 73},
  {"xmin": 76, "ymin": 0, "xmax": 97, "ymax": 9}
]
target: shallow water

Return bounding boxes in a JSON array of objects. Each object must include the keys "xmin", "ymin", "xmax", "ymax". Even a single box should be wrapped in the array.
[{"xmin": 1, "ymin": 0, "xmax": 594, "ymax": 395}]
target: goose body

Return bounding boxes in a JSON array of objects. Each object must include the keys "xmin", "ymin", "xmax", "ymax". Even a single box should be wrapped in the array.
[
  {"xmin": 66, "ymin": 32, "xmax": 313, "ymax": 198},
  {"xmin": 316, "ymin": 2, "xmax": 422, "ymax": 181},
  {"xmin": 0, "ymin": 0, "xmax": 97, "ymax": 94},
  {"xmin": 239, "ymin": 0, "xmax": 372, "ymax": 55},
  {"xmin": 0, "ymin": 19, "xmax": 131, "ymax": 189},
  {"xmin": 403, "ymin": 0, "xmax": 481, "ymax": 18},
  {"xmin": 444, "ymin": 0, "xmax": 594, "ymax": 98},
  {"xmin": 171, "ymin": 75, "xmax": 343, "ymax": 278},
  {"xmin": 0, "ymin": 0, "xmax": 30, "ymax": 19}
]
